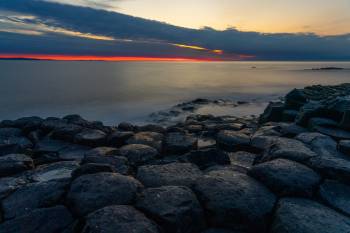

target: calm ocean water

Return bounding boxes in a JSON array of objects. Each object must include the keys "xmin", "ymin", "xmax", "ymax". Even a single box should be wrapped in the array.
[{"xmin": 1, "ymin": 61, "xmax": 350, "ymax": 125}]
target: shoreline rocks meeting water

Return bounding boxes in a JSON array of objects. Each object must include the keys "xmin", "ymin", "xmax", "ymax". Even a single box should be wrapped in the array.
[{"xmin": 1, "ymin": 84, "xmax": 350, "ymax": 233}]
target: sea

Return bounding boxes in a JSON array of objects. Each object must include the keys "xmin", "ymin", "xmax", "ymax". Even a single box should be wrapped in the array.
[{"xmin": 1, "ymin": 61, "xmax": 350, "ymax": 125}]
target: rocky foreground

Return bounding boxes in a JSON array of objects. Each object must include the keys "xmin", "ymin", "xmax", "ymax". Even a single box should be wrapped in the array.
[{"xmin": 1, "ymin": 84, "xmax": 350, "ymax": 233}]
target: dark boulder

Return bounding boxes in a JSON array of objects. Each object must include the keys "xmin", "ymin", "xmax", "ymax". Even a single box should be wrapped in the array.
[
  {"xmin": 270, "ymin": 198, "xmax": 350, "ymax": 233},
  {"xmin": 0, "ymin": 128, "xmax": 32, "ymax": 155},
  {"xmin": 136, "ymin": 186, "xmax": 206, "ymax": 233},
  {"xmin": 119, "ymin": 144, "xmax": 158, "ymax": 166},
  {"xmin": 295, "ymin": 101, "xmax": 325, "ymax": 127},
  {"xmin": 27, "ymin": 161, "xmax": 79, "ymax": 182},
  {"xmin": 0, "ymin": 206, "xmax": 73, "ymax": 233},
  {"xmin": 118, "ymin": 122, "xmax": 135, "ymax": 131},
  {"xmin": 82, "ymin": 205, "xmax": 159, "ymax": 233},
  {"xmin": 186, "ymin": 148, "xmax": 231, "ymax": 170},
  {"xmin": 67, "ymin": 172, "xmax": 142, "ymax": 216},
  {"xmin": 259, "ymin": 102, "xmax": 284, "ymax": 124},
  {"xmin": 248, "ymin": 159, "xmax": 321, "ymax": 197},
  {"xmin": 107, "ymin": 131, "xmax": 134, "ymax": 147},
  {"xmin": 51, "ymin": 124, "xmax": 83, "ymax": 141},
  {"xmin": 85, "ymin": 147, "xmax": 118, "ymax": 157},
  {"xmin": 82, "ymin": 154, "xmax": 129, "ymax": 175},
  {"xmin": 137, "ymin": 124, "xmax": 165, "ymax": 133},
  {"xmin": 71, "ymin": 163, "xmax": 116, "ymax": 179},
  {"xmin": 163, "ymin": 132, "xmax": 198, "ymax": 155},
  {"xmin": 284, "ymin": 88, "xmax": 308, "ymax": 110},
  {"xmin": 193, "ymin": 170, "xmax": 276, "ymax": 232},
  {"xmin": 127, "ymin": 132, "xmax": 163, "ymax": 151},
  {"xmin": 13, "ymin": 116, "xmax": 43, "ymax": 133},
  {"xmin": 0, "ymin": 177, "xmax": 26, "ymax": 199},
  {"xmin": 216, "ymin": 131, "xmax": 250, "ymax": 152},
  {"xmin": 74, "ymin": 129, "xmax": 107, "ymax": 147},
  {"xmin": 319, "ymin": 180, "xmax": 350, "ymax": 216},
  {"xmin": 137, "ymin": 163, "xmax": 202, "ymax": 188},
  {"xmin": 339, "ymin": 140, "xmax": 350, "ymax": 156},
  {"xmin": 0, "ymin": 154, "xmax": 34, "ymax": 177},
  {"xmin": 228, "ymin": 151, "xmax": 257, "ymax": 169}
]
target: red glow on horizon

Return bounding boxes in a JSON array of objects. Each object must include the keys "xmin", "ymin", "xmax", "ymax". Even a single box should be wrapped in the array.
[{"xmin": 0, "ymin": 54, "xmax": 221, "ymax": 62}]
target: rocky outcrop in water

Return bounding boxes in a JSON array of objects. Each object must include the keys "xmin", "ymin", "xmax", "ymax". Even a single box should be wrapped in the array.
[{"xmin": 0, "ymin": 84, "xmax": 350, "ymax": 233}]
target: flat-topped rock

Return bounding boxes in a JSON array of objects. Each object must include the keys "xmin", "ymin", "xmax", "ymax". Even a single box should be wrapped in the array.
[
  {"xmin": 0, "ymin": 154, "xmax": 34, "ymax": 177},
  {"xmin": 27, "ymin": 161, "xmax": 79, "ymax": 182},
  {"xmin": 67, "ymin": 172, "xmax": 142, "ymax": 216},
  {"xmin": 136, "ymin": 186, "xmax": 206, "ymax": 233},
  {"xmin": 83, "ymin": 154, "xmax": 129, "ymax": 175},
  {"xmin": 216, "ymin": 130, "xmax": 250, "ymax": 151},
  {"xmin": 249, "ymin": 159, "xmax": 321, "ymax": 197},
  {"xmin": 228, "ymin": 151, "xmax": 257, "ymax": 169},
  {"xmin": 51, "ymin": 123, "xmax": 83, "ymax": 141},
  {"xmin": 71, "ymin": 163, "xmax": 116, "ymax": 179},
  {"xmin": 163, "ymin": 132, "xmax": 198, "ymax": 155},
  {"xmin": 193, "ymin": 170, "xmax": 276, "ymax": 232},
  {"xmin": 0, "ymin": 206, "xmax": 73, "ymax": 233},
  {"xmin": 137, "ymin": 162, "xmax": 202, "ymax": 188},
  {"xmin": 119, "ymin": 144, "xmax": 158, "ymax": 166},
  {"xmin": 82, "ymin": 205, "xmax": 159, "ymax": 233},
  {"xmin": 271, "ymin": 198, "xmax": 350, "ymax": 233},
  {"xmin": 74, "ymin": 129, "xmax": 107, "ymax": 147},
  {"xmin": 84, "ymin": 147, "xmax": 118, "ymax": 157},
  {"xmin": 127, "ymin": 131, "xmax": 163, "ymax": 151},
  {"xmin": 319, "ymin": 180, "xmax": 350, "ymax": 216}
]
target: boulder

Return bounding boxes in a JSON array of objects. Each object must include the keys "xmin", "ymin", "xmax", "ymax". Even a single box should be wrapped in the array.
[
  {"xmin": 67, "ymin": 172, "xmax": 142, "ymax": 216},
  {"xmin": 339, "ymin": 140, "xmax": 350, "ymax": 156},
  {"xmin": 186, "ymin": 148, "xmax": 231, "ymax": 170},
  {"xmin": 118, "ymin": 122, "xmax": 135, "ymax": 131},
  {"xmin": 107, "ymin": 131, "xmax": 134, "ymax": 147},
  {"xmin": 313, "ymin": 125, "xmax": 350, "ymax": 141},
  {"xmin": 282, "ymin": 110, "xmax": 299, "ymax": 122},
  {"xmin": 74, "ymin": 129, "xmax": 107, "ymax": 147},
  {"xmin": 163, "ymin": 132, "xmax": 198, "ymax": 155},
  {"xmin": 119, "ymin": 144, "xmax": 158, "ymax": 166},
  {"xmin": 71, "ymin": 163, "xmax": 116, "ymax": 179},
  {"xmin": 0, "ymin": 206, "xmax": 73, "ymax": 233},
  {"xmin": 270, "ymin": 198, "xmax": 350, "ymax": 233},
  {"xmin": 51, "ymin": 124, "xmax": 83, "ymax": 141},
  {"xmin": 193, "ymin": 170, "xmax": 276, "ymax": 232},
  {"xmin": 137, "ymin": 163, "xmax": 202, "ymax": 188},
  {"xmin": 0, "ymin": 154, "xmax": 34, "ymax": 177},
  {"xmin": 27, "ymin": 161, "xmax": 79, "ymax": 182},
  {"xmin": 82, "ymin": 154, "xmax": 129, "ymax": 175},
  {"xmin": 0, "ymin": 128, "xmax": 32, "ymax": 155},
  {"xmin": 136, "ymin": 186, "xmax": 206, "ymax": 233},
  {"xmin": 40, "ymin": 117, "xmax": 68, "ymax": 133},
  {"xmin": 12, "ymin": 116, "xmax": 43, "ymax": 132},
  {"xmin": 319, "ymin": 180, "xmax": 350, "ymax": 216},
  {"xmin": 2, "ymin": 179, "xmax": 69, "ymax": 219},
  {"xmin": 284, "ymin": 88, "xmax": 308, "ymax": 110},
  {"xmin": 295, "ymin": 101, "xmax": 325, "ymax": 127},
  {"xmin": 248, "ymin": 159, "xmax": 321, "ymax": 197},
  {"xmin": 259, "ymin": 102, "xmax": 284, "ymax": 124},
  {"xmin": 127, "ymin": 132, "xmax": 163, "ymax": 151},
  {"xmin": 85, "ymin": 147, "xmax": 118, "ymax": 157},
  {"xmin": 228, "ymin": 151, "xmax": 257, "ymax": 169},
  {"xmin": 137, "ymin": 124, "xmax": 165, "ymax": 133},
  {"xmin": 0, "ymin": 177, "xmax": 26, "ymax": 199},
  {"xmin": 279, "ymin": 123, "xmax": 307, "ymax": 137},
  {"xmin": 216, "ymin": 131, "xmax": 251, "ymax": 152},
  {"xmin": 82, "ymin": 205, "xmax": 159, "ymax": 233}
]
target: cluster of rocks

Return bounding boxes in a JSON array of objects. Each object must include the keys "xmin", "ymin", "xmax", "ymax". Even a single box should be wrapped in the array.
[{"xmin": 0, "ymin": 84, "xmax": 350, "ymax": 233}]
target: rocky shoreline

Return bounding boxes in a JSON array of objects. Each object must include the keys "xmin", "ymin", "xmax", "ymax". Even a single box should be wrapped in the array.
[{"xmin": 1, "ymin": 84, "xmax": 350, "ymax": 233}]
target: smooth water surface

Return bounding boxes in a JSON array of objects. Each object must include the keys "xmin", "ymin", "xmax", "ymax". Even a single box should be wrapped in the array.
[{"xmin": 1, "ymin": 61, "xmax": 350, "ymax": 125}]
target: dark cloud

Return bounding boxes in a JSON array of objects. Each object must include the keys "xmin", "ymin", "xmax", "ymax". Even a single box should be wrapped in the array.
[{"xmin": 0, "ymin": 0, "xmax": 350, "ymax": 60}]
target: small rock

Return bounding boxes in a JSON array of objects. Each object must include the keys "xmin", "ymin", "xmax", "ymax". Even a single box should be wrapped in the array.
[
  {"xmin": 271, "ymin": 198, "xmax": 350, "ymax": 233},
  {"xmin": 249, "ymin": 159, "xmax": 321, "ymax": 197},
  {"xmin": 0, "ymin": 154, "xmax": 34, "ymax": 177},
  {"xmin": 136, "ymin": 186, "xmax": 206, "ymax": 233},
  {"xmin": 137, "ymin": 162, "xmax": 202, "ymax": 188},
  {"xmin": 82, "ymin": 205, "xmax": 159, "ymax": 233},
  {"xmin": 319, "ymin": 180, "xmax": 350, "ymax": 216},
  {"xmin": 119, "ymin": 144, "xmax": 158, "ymax": 166},
  {"xmin": 67, "ymin": 172, "xmax": 142, "ymax": 216},
  {"xmin": 0, "ymin": 206, "xmax": 73, "ymax": 233},
  {"xmin": 74, "ymin": 129, "xmax": 107, "ymax": 147},
  {"xmin": 216, "ymin": 131, "xmax": 251, "ymax": 152}
]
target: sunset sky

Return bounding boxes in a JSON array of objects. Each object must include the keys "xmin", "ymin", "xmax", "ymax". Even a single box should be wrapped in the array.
[{"xmin": 0, "ymin": 0, "xmax": 350, "ymax": 60}]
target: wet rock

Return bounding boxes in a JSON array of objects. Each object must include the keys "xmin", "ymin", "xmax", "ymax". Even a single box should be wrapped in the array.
[
  {"xmin": 127, "ymin": 132, "xmax": 163, "ymax": 151},
  {"xmin": 285, "ymin": 88, "xmax": 308, "ymax": 110},
  {"xmin": 137, "ymin": 163, "xmax": 202, "ymax": 188},
  {"xmin": 0, "ymin": 154, "xmax": 34, "ymax": 177},
  {"xmin": 27, "ymin": 161, "xmax": 79, "ymax": 182},
  {"xmin": 0, "ymin": 206, "xmax": 73, "ymax": 233},
  {"xmin": 163, "ymin": 132, "xmax": 198, "ymax": 155},
  {"xmin": 228, "ymin": 151, "xmax": 257, "ymax": 169},
  {"xmin": 193, "ymin": 170, "xmax": 276, "ymax": 232},
  {"xmin": 259, "ymin": 102, "xmax": 284, "ymax": 123},
  {"xmin": 51, "ymin": 124, "xmax": 83, "ymax": 141},
  {"xmin": 137, "ymin": 124, "xmax": 165, "ymax": 133},
  {"xmin": 107, "ymin": 131, "xmax": 134, "ymax": 147},
  {"xmin": 249, "ymin": 159, "xmax": 321, "ymax": 197},
  {"xmin": 82, "ymin": 205, "xmax": 159, "ymax": 233},
  {"xmin": 74, "ymin": 129, "xmax": 107, "ymax": 147},
  {"xmin": 270, "ymin": 198, "xmax": 350, "ymax": 233},
  {"xmin": 118, "ymin": 122, "xmax": 135, "ymax": 131},
  {"xmin": 0, "ymin": 177, "xmax": 26, "ymax": 199},
  {"xmin": 339, "ymin": 140, "xmax": 350, "ymax": 156},
  {"xmin": 319, "ymin": 180, "xmax": 350, "ymax": 216},
  {"xmin": 295, "ymin": 101, "xmax": 325, "ymax": 127},
  {"xmin": 119, "ymin": 144, "xmax": 158, "ymax": 166},
  {"xmin": 85, "ymin": 147, "xmax": 118, "ymax": 157},
  {"xmin": 71, "ymin": 163, "xmax": 116, "ymax": 179},
  {"xmin": 307, "ymin": 156, "xmax": 350, "ymax": 184},
  {"xmin": 2, "ymin": 179, "xmax": 69, "ymax": 219},
  {"xmin": 216, "ymin": 131, "xmax": 250, "ymax": 152},
  {"xmin": 136, "ymin": 186, "xmax": 206, "ymax": 233},
  {"xmin": 67, "ymin": 172, "xmax": 142, "ymax": 216},
  {"xmin": 186, "ymin": 148, "xmax": 231, "ymax": 170}
]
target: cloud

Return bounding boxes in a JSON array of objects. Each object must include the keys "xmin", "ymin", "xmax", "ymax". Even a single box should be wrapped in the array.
[{"xmin": 0, "ymin": 0, "xmax": 349, "ymax": 60}]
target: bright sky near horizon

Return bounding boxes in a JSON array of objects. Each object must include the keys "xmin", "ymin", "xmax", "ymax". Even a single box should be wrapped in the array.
[{"xmin": 47, "ymin": 0, "xmax": 350, "ymax": 35}]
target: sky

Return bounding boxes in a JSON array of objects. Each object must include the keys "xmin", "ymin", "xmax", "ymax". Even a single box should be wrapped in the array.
[{"xmin": 0, "ymin": 0, "xmax": 350, "ymax": 61}]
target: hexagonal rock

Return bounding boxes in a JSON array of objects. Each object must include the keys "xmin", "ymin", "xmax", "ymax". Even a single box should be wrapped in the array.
[
  {"xmin": 137, "ymin": 163, "xmax": 202, "ymax": 188},
  {"xmin": 2, "ymin": 179, "xmax": 69, "ymax": 219},
  {"xmin": 339, "ymin": 140, "xmax": 350, "ymax": 156},
  {"xmin": 248, "ymin": 159, "xmax": 321, "ymax": 197},
  {"xmin": 74, "ymin": 129, "xmax": 107, "ymax": 147},
  {"xmin": 119, "ymin": 144, "xmax": 158, "ymax": 166},
  {"xmin": 127, "ymin": 132, "xmax": 163, "ymax": 151},
  {"xmin": 193, "ymin": 170, "xmax": 276, "ymax": 232},
  {"xmin": 0, "ymin": 206, "xmax": 73, "ymax": 233},
  {"xmin": 270, "ymin": 198, "xmax": 350, "ymax": 233},
  {"xmin": 0, "ymin": 154, "xmax": 34, "ymax": 177},
  {"xmin": 216, "ymin": 130, "xmax": 251, "ymax": 152},
  {"xmin": 319, "ymin": 180, "xmax": 350, "ymax": 216},
  {"xmin": 82, "ymin": 205, "xmax": 159, "ymax": 233},
  {"xmin": 136, "ymin": 186, "xmax": 206, "ymax": 233},
  {"xmin": 163, "ymin": 132, "xmax": 198, "ymax": 155},
  {"xmin": 67, "ymin": 172, "xmax": 143, "ymax": 216}
]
